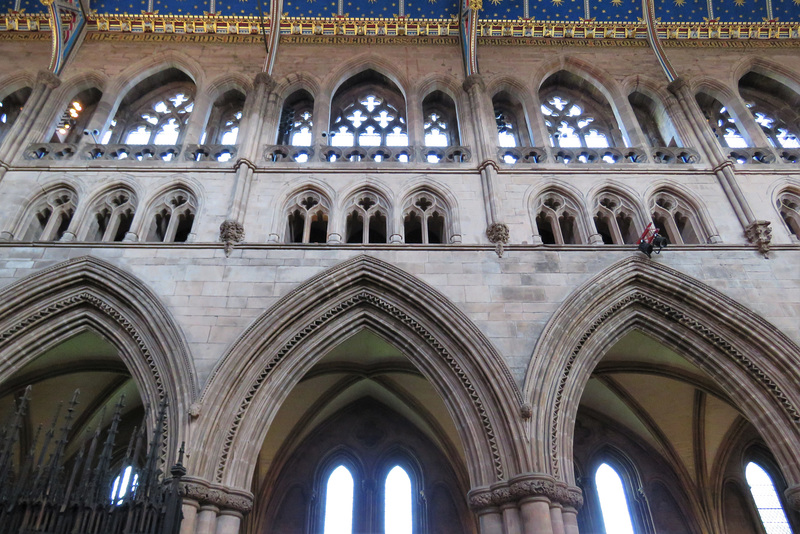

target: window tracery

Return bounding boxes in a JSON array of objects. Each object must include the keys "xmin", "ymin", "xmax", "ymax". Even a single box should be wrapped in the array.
[
  {"xmin": 696, "ymin": 92, "xmax": 748, "ymax": 148},
  {"xmin": 286, "ymin": 191, "xmax": 330, "ymax": 244},
  {"xmin": 739, "ymin": 72, "xmax": 800, "ymax": 150},
  {"xmin": 593, "ymin": 191, "xmax": 641, "ymax": 245},
  {"xmin": 144, "ymin": 188, "xmax": 197, "ymax": 243},
  {"xmin": 329, "ymin": 71, "xmax": 407, "ymax": 148},
  {"xmin": 50, "ymin": 88, "xmax": 102, "ymax": 144},
  {"xmin": 649, "ymin": 191, "xmax": 702, "ymax": 245},
  {"xmin": 402, "ymin": 192, "xmax": 448, "ymax": 244},
  {"xmin": 0, "ymin": 86, "xmax": 32, "ymax": 145},
  {"xmin": 422, "ymin": 91, "xmax": 459, "ymax": 148},
  {"xmin": 21, "ymin": 187, "xmax": 76, "ymax": 241},
  {"xmin": 493, "ymin": 91, "xmax": 530, "ymax": 148},
  {"xmin": 278, "ymin": 89, "xmax": 314, "ymax": 147},
  {"xmin": 345, "ymin": 191, "xmax": 389, "ymax": 244},
  {"xmin": 776, "ymin": 191, "xmax": 800, "ymax": 239},
  {"xmin": 85, "ymin": 189, "xmax": 137, "ymax": 242},
  {"xmin": 105, "ymin": 69, "xmax": 195, "ymax": 146},
  {"xmin": 533, "ymin": 191, "xmax": 584, "ymax": 245},
  {"xmin": 540, "ymin": 93, "xmax": 615, "ymax": 149},
  {"xmin": 201, "ymin": 90, "xmax": 244, "ymax": 146}
]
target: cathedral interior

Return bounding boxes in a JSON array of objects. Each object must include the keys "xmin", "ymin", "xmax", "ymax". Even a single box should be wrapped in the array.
[{"xmin": 0, "ymin": 0, "xmax": 800, "ymax": 531}]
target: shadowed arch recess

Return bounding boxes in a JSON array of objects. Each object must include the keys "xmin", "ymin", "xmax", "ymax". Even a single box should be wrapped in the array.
[
  {"xmin": 526, "ymin": 255, "xmax": 800, "ymax": 488},
  {"xmin": 196, "ymin": 255, "xmax": 526, "ymax": 491},
  {"xmin": 0, "ymin": 255, "xmax": 196, "ymax": 463}
]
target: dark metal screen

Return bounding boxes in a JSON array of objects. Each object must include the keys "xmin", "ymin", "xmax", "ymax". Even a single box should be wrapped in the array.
[{"xmin": 0, "ymin": 387, "xmax": 184, "ymax": 534}]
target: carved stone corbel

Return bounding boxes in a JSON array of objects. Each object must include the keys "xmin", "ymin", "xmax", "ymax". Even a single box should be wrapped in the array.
[
  {"xmin": 744, "ymin": 219, "xmax": 772, "ymax": 258},
  {"xmin": 486, "ymin": 222, "xmax": 510, "ymax": 258},
  {"xmin": 219, "ymin": 220, "xmax": 245, "ymax": 257}
]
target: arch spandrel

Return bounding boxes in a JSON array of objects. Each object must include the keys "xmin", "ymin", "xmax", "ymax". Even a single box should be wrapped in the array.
[
  {"xmin": 0, "ymin": 255, "xmax": 196, "ymax": 463},
  {"xmin": 526, "ymin": 255, "xmax": 800, "ymax": 488},
  {"xmin": 196, "ymin": 254, "xmax": 526, "ymax": 491}
]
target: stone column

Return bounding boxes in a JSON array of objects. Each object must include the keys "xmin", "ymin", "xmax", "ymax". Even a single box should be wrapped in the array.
[
  {"xmin": 478, "ymin": 509, "xmax": 506, "ymax": 534},
  {"xmin": 195, "ymin": 505, "xmax": 219, "ymax": 534},
  {"xmin": 561, "ymin": 506, "xmax": 580, "ymax": 534},
  {"xmin": 179, "ymin": 500, "xmax": 200, "ymax": 534},
  {"xmin": 183, "ymin": 89, "xmax": 214, "ymax": 145},
  {"xmin": 0, "ymin": 70, "xmax": 61, "ymax": 164},
  {"xmin": 179, "ymin": 477, "xmax": 254, "ymax": 534},
  {"xmin": 214, "ymin": 510, "xmax": 243, "ymax": 534},
  {"xmin": 501, "ymin": 502, "xmax": 523, "ymax": 534},
  {"xmin": 462, "ymin": 74, "xmax": 494, "ymax": 164},
  {"xmin": 549, "ymin": 503, "xmax": 565, "ymax": 534},
  {"xmin": 520, "ymin": 497, "xmax": 555, "ymax": 534}
]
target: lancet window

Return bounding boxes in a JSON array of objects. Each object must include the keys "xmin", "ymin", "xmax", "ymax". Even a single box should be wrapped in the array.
[
  {"xmin": 696, "ymin": 92, "xmax": 747, "ymax": 148},
  {"xmin": 329, "ymin": 71, "xmax": 407, "ymax": 148},
  {"xmin": 286, "ymin": 191, "xmax": 330, "ymax": 244},
  {"xmin": 493, "ymin": 91, "xmax": 530, "ymax": 148},
  {"xmin": 533, "ymin": 191, "xmax": 584, "ymax": 245},
  {"xmin": 50, "ymin": 88, "xmax": 102, "ymax": 144},
  {"xmin": 84, "ymin": 189, "xmax": 137, "ymax": 242},
  {"xmin": 777, "ymin": 191, "xmax": 800, "ymax": 239},
  {"xmin": 649, "ymin": 191, "xmax": 701, "ymax": 245},
  {"xmin": 144, "ymin": 188, "xmax": 196, "ymax": 243},
  {"xmin": 0, "ymin": 86, "xmax": 32, "ymax": 145},
  {"xmin": 21, "ymin": 188, "xmax": 76, "ymax": 241},
  {"xmin": 593, "ymin": 191, "xmax": 641, "ymax": 245},
  {"xmin": 739, "ymin": 72, "xmax": 800, "ymax": 150},
  {"xmin": 422, "ymin": 91, "xmax": 459, "ymax": 147},
  {"xmin": 595, "ymin": 463, "xmax": 637, "ymax": 534},
  {"xmin": 201, "ymin": 90, "xmax": 245, "ymax": 145},
  {"xmin": 402, "ymin": 192, "xmax": 448, "ymax": 244},
  {"xmin": 104, "ymin": 69, "xmax": 195, "ymax": 146},
  {"xmin": 344, "ymin": 191, "xmax": 389, "ymax": 244},
  {"xmin": 278, "ymin": 89, "xmax": 314, "ymax": 147},
  {"xmin": 745, "ymin": 461, "xmax": 792, "ymax": 534}
]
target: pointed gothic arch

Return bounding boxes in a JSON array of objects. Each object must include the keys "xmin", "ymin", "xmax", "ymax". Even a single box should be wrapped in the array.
[
  {"xmin": 197, "ymin": 255, "xmax": 526, "ymax": 491},
  {"xmin": 525, "ymin": 256, "xmax": 800, "ymax": 492},
  {"xmin": 0, "ymin": 255, "xmax": 196, "ymax": 462}
]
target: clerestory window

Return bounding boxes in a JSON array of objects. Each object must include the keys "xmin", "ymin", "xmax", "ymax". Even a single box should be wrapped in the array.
[
  {"xmin": 595, "ymin": 463, "xmax": 636, "ymax": 534},
  {"xmin": 422, "ymin": 91, "xmax": 459, "ymax": 147},
  {"xmin": 104, "ymin": 69, "xmax": 195, "ymax": 146},
  {"xmin": 344, "ymin": 192, "xmax": 389, "ymax": 244},
  {"xmin": 649, "ymin": 191, "xmax": 702, "ymax": 245},
  {"xmin": 329, "ymin": 71, "xmax": 407, "ymax": 148},
  {"xmin": 493, "ymin": 91, "xmax": 530, "ymax": 148},
  {"xmin": 696, "ymin": 92, "xmax": 748, "ymax": 148},
  {"xmin": 739, "ymin": 72, "xmax": 800, "ymax": 150},
  {"xmin": 21, "ymin": 187, "xmax": 76, "ymax": 241},
  {"xmin": 777, "ymin": 191, "xmax": 800, "ymax": 240},
  {"xmin": 541, "ymin": 93, "xmax": 614, "ymax": 150},
  {"xmin": 279, "ymin": 89, "xmax": 314, "ymax": 147},
  {"xmin": 201, "ymin": 90, "xmax": 245, "ymax": 146},
  {"xmin": 402, "ymin": 192, "xmax": 448, "ymax": 244},
  {"xmin": 84, "ymin": 189, "xmax": 137, "ymax": 242},
  {"xmin": 0, "ymin": 86, "xmax": 32, "ymax": 145},
  {"xmin": 144, "ymin": 188, "xmax": 197, "ymax": 243},
  {"xmin": 593, "ymin": 191, "xmax": 641, "ymax": 245},
  {"xmin": 629, "ymin": 91, "xmax": 681, "ymax": 148},
  {"xmin": 533, "ymin": 191, "xmax": 584, "ymax": 245},
  {"xmin": 286, "ymin": 190, "xmax": 330, "ymax": 244},
  {"xmin": 50, "ymin": 88, "xmax": 102, "ymax": 144}
]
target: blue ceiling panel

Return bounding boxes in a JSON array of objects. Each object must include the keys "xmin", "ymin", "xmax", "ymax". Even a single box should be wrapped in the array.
[
  {"xmin": 482, "ymin": 0, "xmax": 525, "ymax": 20},
  {"xmin": 214, "ymin": 0, "xmax": 269, "ymax": 16},
  {"xmin": 153, "ymin": 0, "xmax": 207, "ymax": 15},
  {"xmin": 528, "ymin": 0, "xmax": 584, "ymax": 20},
  {"xmin": 406, "ymin": 0, "xmax": 458, "ymax": 19},
  {"xmin": 344, "ymin": 0, "xmax": 397, "ymax": 18},
  {"xmin": 772, "ymin": 0, "xmax": 800, "ymax": 20},
  {"xmin": 714, "ymin": 0, "xmax": 767, "ymax": 21},
  {"xmin": 590, "ymin": 0, "xmax": 640, "ymax": 21},
  {"xmin": 5, "ymin": 0, "xmax": 48, "ymax": 13},
  {"xmin": 93, "ymin": 0, "xmax": 148, "ymax": 14},
  {"xmin": 283, "ymin": 0, "xmax": 337, "ymax": 16},
  {"xmin": 654, "ymin": 0, "xmax": 707, "ymax": 22}
]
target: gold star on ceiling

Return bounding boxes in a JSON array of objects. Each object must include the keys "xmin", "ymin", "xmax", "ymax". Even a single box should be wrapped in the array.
[
  {"xmin": 611, "ymin": 0, "xmax": 622, "ymax": 6},
  {"xmin": 673, "ymin": 0, "xmax": 684, "ymax": 6},
  {"xmin": 733, "ymin": 0, "xmax": 744, "ymax": 5},
  {"xmin": 552, "ymin": 0, "xmax": 563, "ymax": 5},
  {"xmin": 794, "ymin": 0, "xmax": 799, "ymax": 5}
]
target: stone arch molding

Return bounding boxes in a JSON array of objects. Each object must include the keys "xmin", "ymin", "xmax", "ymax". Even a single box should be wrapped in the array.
[
  {"xmin": 0, "ymin": 255, "xmax": 196, "ymax": 461},
  {"xmin": 526, "ymin": 256, "xmax": 800, "ymax": 489},
  {"xmin": 196, "ymin": 255, "xmax": 527, "ymax": 491}
]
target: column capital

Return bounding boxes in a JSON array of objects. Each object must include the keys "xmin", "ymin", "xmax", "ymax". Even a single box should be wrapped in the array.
[
  {"xmin": 254, "ymin": 72, "xmax": 277, "ymax": 92},
  {"xmin": 179, "ymin": 476, "xmax": 254, "ymax": 514},
  {"xmin": 667, "ymin": 76, "xmax": 689, "ymax": 97},
  {"xmin": 463, "ymin": 73, "xmax": 486, "ymax": 94},
  {"xmin": 36, "ymin": 69, "xmax": 61, "ymax": 90},
  {"xmin": 468, "ymin": 474, "xmax": 584, "ymax": 512}
]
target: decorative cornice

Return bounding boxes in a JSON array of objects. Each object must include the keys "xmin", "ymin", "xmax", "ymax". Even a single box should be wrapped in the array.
[
  {"xmin": 180, "ymin": 478, "xmax": 254, "ymax": 514},
  {"xmin": 469, "ymin": 475, "xmax": 584, "ymax": 511}
]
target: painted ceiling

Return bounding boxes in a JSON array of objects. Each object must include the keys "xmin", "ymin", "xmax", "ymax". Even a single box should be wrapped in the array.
[{"xmin": 2, "ymin": 0, "xmax": 799, "ymax": 23}]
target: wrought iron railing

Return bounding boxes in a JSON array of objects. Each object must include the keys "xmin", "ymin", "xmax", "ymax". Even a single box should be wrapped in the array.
[{"xmin": 0, "ymin": 387, "xmax": 184, "ymax": 534}]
